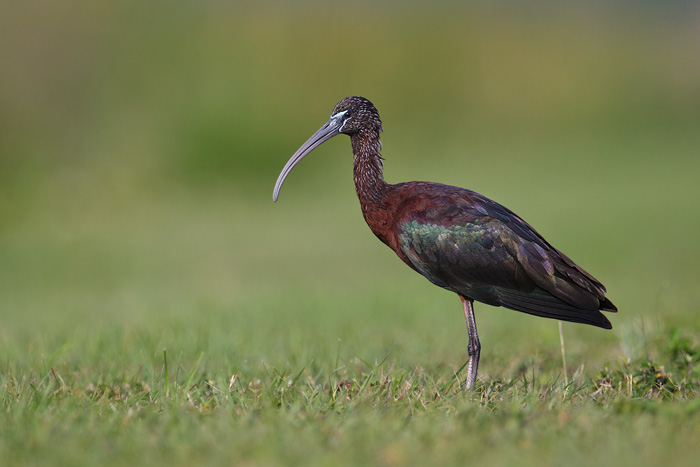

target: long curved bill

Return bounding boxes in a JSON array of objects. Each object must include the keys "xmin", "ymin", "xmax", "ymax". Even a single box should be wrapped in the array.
[{"xmin": 272, "ymin": 111, "xmax": 347, "ymax": 202}]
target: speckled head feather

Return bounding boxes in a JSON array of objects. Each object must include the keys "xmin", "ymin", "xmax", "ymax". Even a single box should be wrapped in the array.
[{"xmin": 331, "ymin": 96, "xmax": 383, "ymax": 136}]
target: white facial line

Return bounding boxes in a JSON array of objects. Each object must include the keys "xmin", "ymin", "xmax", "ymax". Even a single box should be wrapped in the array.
[
  {"xmin": 331, "ymin": 110, "xmax": 348, "ymax": 119},
  {"xmin": 339, "ymin": 116, "xmax": 351, "ymax": 132}
]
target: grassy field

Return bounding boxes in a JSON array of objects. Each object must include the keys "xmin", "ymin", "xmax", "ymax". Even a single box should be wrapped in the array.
[{"xmin": 2, "ymin": 2, "xmax": 700, "ymax": 466}]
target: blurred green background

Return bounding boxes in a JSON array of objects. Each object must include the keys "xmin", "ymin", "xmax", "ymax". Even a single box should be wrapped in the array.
[
  {"xmin": 2, "ymin": 1, "xmax": 700, "ymax": 465},
  {"xmin": 1, "ymin": 0, "xmax": 699, "ymax": 378}
]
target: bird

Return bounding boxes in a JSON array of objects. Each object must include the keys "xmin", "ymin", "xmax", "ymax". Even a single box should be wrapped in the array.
[{"xmin": 273, "ymin": 96, "xmax": 617, "ymax": 389}]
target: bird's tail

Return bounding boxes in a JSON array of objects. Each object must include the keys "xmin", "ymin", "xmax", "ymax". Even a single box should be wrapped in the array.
[{"xmin": 499, "ymin": 288, "xmax": 614, "ymax": 329}]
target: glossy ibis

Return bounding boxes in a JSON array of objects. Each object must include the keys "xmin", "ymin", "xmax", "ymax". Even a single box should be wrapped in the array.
[{"xmin": 273, "ymin": 96, "xmax": 617, "ymax": 389}]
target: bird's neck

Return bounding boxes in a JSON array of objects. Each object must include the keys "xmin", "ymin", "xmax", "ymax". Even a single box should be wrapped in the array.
[{"xmin": 351, "ymin": 130, "xmax": 388, "ymax": 208}]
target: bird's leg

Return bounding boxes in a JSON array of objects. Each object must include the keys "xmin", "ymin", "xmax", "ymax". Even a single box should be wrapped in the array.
[{"xmin": 460, "ymin": 296, "xmax": 480, "ymax": 390}]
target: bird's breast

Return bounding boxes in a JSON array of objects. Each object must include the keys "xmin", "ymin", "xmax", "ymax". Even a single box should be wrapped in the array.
[{"xmin": 361, "ymin": 204, "xmax": 391, "ymax": 243}]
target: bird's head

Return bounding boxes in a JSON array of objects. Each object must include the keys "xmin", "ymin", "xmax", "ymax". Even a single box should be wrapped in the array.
[
  {"xmin": 272, "ymin": 96, "xmax": 381, "ymax": 202},
  {"xmin": 329, "ymin": 96, "xmax": 382, "ymax": 136}
]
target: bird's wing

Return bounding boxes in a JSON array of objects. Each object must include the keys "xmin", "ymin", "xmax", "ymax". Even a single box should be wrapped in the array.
[
  {"xmin": 395, "ymin": 186, "xmax": 615, "ymax": 327},
  {"xmin": 396, "ymin": 197, "xmax": 529, "ymax": 302},
  {"xmin": 464, "ymin": 191, "xmax": 612, "ymax": 306}
]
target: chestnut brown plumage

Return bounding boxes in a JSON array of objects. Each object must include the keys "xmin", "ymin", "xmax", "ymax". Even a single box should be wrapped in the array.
[{"xmin": 273, "ymin": 96, "xmax": 617, "ymax": 389}]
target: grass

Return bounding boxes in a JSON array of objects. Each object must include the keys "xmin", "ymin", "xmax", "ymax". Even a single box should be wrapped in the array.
[
  {"xmin": 2, "ymin": 321, "xmax": 699, "ymax": 466},
  {"xmin": 2, "ymin": 173, "xmax": 700, "ymax": 465},
  {"xmin": 2, "ymin": 1, "xmax": 700, "ymax": 465}
]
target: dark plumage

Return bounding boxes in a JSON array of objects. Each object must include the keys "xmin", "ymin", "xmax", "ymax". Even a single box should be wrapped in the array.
[{"xmin": 273, "ymin": 96, "xmax": 617, "ymax": 389}]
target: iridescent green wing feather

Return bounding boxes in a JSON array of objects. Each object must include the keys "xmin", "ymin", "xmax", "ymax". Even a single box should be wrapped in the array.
[{"xmin": 395, "ymin": 185, "xmax": 614, "ymax": 328}]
